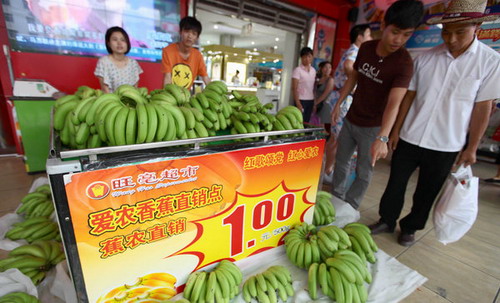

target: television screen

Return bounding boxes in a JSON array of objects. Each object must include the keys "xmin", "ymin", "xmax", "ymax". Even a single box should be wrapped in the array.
[{"xmin": 2, "ymin": 0, "xmax": 180, "ymax": 61}]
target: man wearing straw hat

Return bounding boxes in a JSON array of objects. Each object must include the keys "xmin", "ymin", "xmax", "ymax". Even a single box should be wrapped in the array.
[{"xmin": 369, "ymin": 0, "xmax": 500, "ymax": 246}]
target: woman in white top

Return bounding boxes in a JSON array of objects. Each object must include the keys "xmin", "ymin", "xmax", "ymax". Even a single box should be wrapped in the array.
[{"xmin": 94, "ymin": 26, "xmax": 143, "ymax": 93}]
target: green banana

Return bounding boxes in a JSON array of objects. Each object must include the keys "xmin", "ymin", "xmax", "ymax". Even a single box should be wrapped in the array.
[
  {"xmin": 53, "ymin": 100, "xmax": 78, "ymax": 131},
  {"xmin": 183, "ymin": 271, "xmax": 200, "ymax": 300},
  {"xmin": 96, "ymin": 102, "xmax": 122, "ymax": 142},
  {"xmin": 160, "ymin": 104, "xmax": 186, "ymax": 138},
  {"xmin": 124, "ymin": 108, "xmax": 137, "ymax": 145},
  {"xmin": 71, "ymin": 96, "xmax": 95, "ymax": 125},
  {"xmin": 162, "ymin": 110, "xmax": 177, "ymax": 141},
  {"xmin": 104, "ymin": 106, "xmax": 122, "ymax": 146},
  {"xmin": 330, "ymin": 267, "xmax": 345, "ymax": 303},
  {"xmin": 135, "ymin": 103, "xmax": 148, "ymax": 144},
  {"xmin": 308, "ymin": 262, "xmax": 319, "ymax": 299},
  {"xmin": 164, "ymin": 84, "xmax": 185, "ymax": 105},
  {"xmin": 113, "ymin": 107, "xmax": 129, "ymax": 146},
  {"xmin": 145, "ymin": 103, "xmax": 158, "ymax": 143},
  {"xmin": 196, "ymin": 93, "xmax": 210, "ymax": 109},
  {"xmin": 86, "ymin": 93, "xmax": 120, "ymax": 125},
  {"xmin": 74, "ymin": 122, "xmax": 90, "ymax": 146},
  {"xmin": 190, "ymin": 271, "xmax": 207, "ymax": 302},
  {"xmin": 179, "ymin": 106, "xmax": 196, "ymax": 130},
  {"xmin": 154, "ymin": 104, "xmax": 168, "ymax": 141}
]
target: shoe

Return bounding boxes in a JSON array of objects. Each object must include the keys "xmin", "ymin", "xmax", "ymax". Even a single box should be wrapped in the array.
[
  {"xmin": 484, "ymin": 178, "xmax": 500, "ymax": 184},
  {"xmin": 397, "ymin": 232, "xmax": 415, "ymax": 246},
  {"xmin": 368, "ymin": 221, "xmax": 394, "ymax": 235}
]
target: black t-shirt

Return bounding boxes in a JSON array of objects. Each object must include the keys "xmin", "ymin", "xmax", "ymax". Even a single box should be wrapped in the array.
[{"xmin": 347, "ymin": 40, "xmax": 413, "ymax": 127}]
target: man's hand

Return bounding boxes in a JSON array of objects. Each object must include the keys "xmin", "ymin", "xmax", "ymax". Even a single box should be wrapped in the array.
[
  {"xmin": 371, "ymin": 139, "xmax": 388, "ymax": 167},
  {"xmin": 456, "ymin": 147, "xmax": 476, "ymax": 167},
  {"xmin": 388, "ymin": 130, "xmax": 400, "ymax": 151},
  {"xmin": 296, "ymin": 103, "xmax": 304, "ymax": 112},
  {"xmin": 331, "ymin": 106, "xmax": 341, "ymax": 124}
]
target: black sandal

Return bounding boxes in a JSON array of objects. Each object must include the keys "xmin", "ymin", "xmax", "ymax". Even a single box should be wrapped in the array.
[{"xmin": 484, "ymin": 178, "xmax": 500, "ymax": 184}]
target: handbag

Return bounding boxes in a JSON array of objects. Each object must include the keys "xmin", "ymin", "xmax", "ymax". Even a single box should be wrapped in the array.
[{"xmin": 432, "ymin": 165, "xmax": 478, "ymax": 245}]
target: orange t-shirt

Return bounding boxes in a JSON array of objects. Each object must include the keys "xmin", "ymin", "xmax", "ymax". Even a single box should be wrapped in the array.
[{"xmin": 161, "ymin": 43, "xmax": 208, "ymax": 88}]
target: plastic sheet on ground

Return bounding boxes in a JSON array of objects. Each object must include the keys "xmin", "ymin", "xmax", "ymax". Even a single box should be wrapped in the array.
[
  {"xmin": 167, "ymin": 194, "xmax": 426, "ymax": 302},
  {"xmin": 0, "ymin": 268, "xmax": 38, "ymax": 298}
]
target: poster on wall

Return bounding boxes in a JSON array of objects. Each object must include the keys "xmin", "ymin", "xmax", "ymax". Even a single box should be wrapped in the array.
[
  {"xmin": 406, "ymin": 21, "xmax": 500, "ymax": 52},
  {"xmin": 312, "ymin": 15, "xmax": 337, "ymax": 69},
  {"xmin": 63, "ymin": 140, "xmax": 324, "ymax": 302},
  {"xmin": 1, "ymin": 0, "xmax": 180, "ymax": 61}
]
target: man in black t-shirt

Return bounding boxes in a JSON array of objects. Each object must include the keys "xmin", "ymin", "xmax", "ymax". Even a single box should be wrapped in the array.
[{"xmin": 330, "ymin": 0, "xmax": 424, "ymax": 209}]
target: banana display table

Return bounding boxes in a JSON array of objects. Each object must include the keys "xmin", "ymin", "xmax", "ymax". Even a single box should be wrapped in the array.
[{"xmin": 46, "ymin": 127, "xmax": 326, "ymax": 302}]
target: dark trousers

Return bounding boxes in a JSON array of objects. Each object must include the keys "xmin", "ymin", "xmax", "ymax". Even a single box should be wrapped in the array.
[
  {"xmin": 300, "ymin": 100, "xmax": 314, "ymax": 123},
  {"xmin": 379, "ymin": 140, "xmax": 458, "ymax": 233}
]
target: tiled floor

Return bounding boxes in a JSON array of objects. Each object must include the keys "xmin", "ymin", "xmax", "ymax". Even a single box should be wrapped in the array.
[{"xmin": 1, "ymin": 155, "xmax": 499, "ymax": 302}]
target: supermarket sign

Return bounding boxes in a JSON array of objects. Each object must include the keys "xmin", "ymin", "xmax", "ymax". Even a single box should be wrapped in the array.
[{"xmin": 63, "ymin": 140, "xmax": 324, "ymax": 302}]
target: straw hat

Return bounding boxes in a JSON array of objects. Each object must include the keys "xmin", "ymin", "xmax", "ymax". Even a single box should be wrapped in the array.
[{"xmin": 426, "ymin": 0, "xmax": 499, "ymax": 24}]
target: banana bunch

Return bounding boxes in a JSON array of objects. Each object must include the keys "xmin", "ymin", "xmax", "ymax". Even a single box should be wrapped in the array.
[
  {"xmin": 97, "ymin": 272, "xmax": 177, "ymax": 303},
  {"xmin": 316, "ymin": 225, "xmax": 352, "ymax": 260},
  {"xmin": 343, "ymin": 223, "xmax": 378, "ymax": 264},
  {"xmin": 16, "ymin": 185, "xmax": 54, "ymax": 218},
  {"xmin": 273, "ymin": 106, "xmax": 304, "ymax": 132},
  {"xmin": 189, "ymin": 81, "xmax": 233, "ymax": 135},
  {"xmin": 74, "ymin": 85, "xmax": 102, "ymax": 99},
  {"xmin": 0, "ymin": 292, "xmax": 39, "ymax": 303},
  {"xmin": 242, "ymin": 265, "xmax": 294, "ymax": 303},
  {"xmin": 308, "ymin": 249, "xmax": 371, "ymax": 302},
  {"xmin": 228, "ymin": 91, "xmax": 276, "ymax": 137},
  {"xmin": 183, "ymin": 259, "xmax": 242, "ymax": 303},
  {"xmin": 313, "ymin": 191, "xmax": 336, "ymax": 226},
  {"xmin": 5, "ymin": 216, "xmax": 60, "ymax": 243},
  {"xmin": 284, "ymin": 222, "xmax": 322, "ymax": 269},
  {"xmin": 0, "ymin": 240, "xmax": 65, "ymax": 285}
]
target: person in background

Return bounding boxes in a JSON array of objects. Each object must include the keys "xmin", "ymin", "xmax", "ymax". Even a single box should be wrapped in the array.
[
  {"xmin": 323, "ymin": 24, "xmax": 372, "ymax": 181},
  {"xmin": 369, "ymin": 0, "xmax": 500, "ymax": 246},
  {"xmin": 292, "ymin": 47, "xmax": 316, "ymax": 122},
  {"xmin": 314, "ymin": 61, "xmax": 334, "ymax": 134},
  {"xmin": 161, "ymin": 16, "xmax": 210, "ymax": 89},
  {"xmin": 330, "ymin": 0, "xmax": 424, "ymax": 210},
  {"xmin": 484, "ymin": 101, "xmax": 500, "ymax": 184},
  {"xmin": 231, "ymin": 70, "xmax": 241, "ymax": 85},
  {"xmin": 94, "ymin": 26, "xmax": 143, "ymax": 93}
]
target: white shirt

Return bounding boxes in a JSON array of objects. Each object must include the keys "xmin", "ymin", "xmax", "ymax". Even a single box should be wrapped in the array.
[
  {"xmin": 400, "ymin": 38, "xmax": 500, "ymax": 152},
  {"xmin": 94, "ymin": 56, "xmax": 143, "ymax": 92}
]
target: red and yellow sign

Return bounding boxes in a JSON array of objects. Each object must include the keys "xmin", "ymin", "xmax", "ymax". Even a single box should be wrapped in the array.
[{"xmin": 64, "ymin": 140, "xmax": 324, "ymax": 302}]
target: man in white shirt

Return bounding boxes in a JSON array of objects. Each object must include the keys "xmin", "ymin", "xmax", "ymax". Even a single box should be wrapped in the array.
[{"xmin": 369, "ymin": 0, "xmax": 500, "ymax": 246}]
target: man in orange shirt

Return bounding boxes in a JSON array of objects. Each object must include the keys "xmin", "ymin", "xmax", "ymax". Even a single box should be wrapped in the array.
[{"xmin": 161, "ymin": 16, "xmax": 210, "ymax": 89}]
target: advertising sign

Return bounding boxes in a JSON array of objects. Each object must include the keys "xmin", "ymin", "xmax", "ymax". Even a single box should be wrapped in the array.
[
  {"xmin": 64, "ymin": 140, "xmax": 324, "ymax": 302},
  {"xmin": 1, "ymin": 0, "xmax": 180, "ymax": 61},
  {"xmin": 312, "ymin": 16, "xmax": 337, "ymax": 69}
]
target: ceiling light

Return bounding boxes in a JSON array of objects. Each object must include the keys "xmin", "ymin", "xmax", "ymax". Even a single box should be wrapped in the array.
[
  {"xmin": 251, "ymin": 41, "xmax": 255, "ymax": 45},
  {"xmin": 213, "ymin": 25, "xmax": 219, "ymax": 29},
  {"xmin": 274, "ymin": 45, "xmax": 278, "ymax": 49},
  {"xmin": 207, "ymin": 40, "xmax": 210, "ymax": 44},
  {"xmin": 253, "ymin": 48, "xmax": 257, "ymax": 51},
  {"xmin": 275, "ymin": 37, "xmax": 279, "ymax": 41}
]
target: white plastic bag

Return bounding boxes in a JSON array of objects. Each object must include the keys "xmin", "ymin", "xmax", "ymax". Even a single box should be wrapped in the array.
[
  {"xmin": 433, "ymin": 165, "xmax": 478, "ymax": 245},
  {"xmin": 0, "ymin": 268, "xmax": 38, "ymax": 298}
]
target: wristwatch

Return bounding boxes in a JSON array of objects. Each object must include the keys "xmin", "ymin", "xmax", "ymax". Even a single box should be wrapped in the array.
[{"xmin": 376, "ymin": 136, "xmax": 389, "ymax": 143}]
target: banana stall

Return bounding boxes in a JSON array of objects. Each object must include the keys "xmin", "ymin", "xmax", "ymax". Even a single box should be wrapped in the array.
[{"xmin": 45, "ymin": 82, "xmax": 326, "ymax": 302}]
